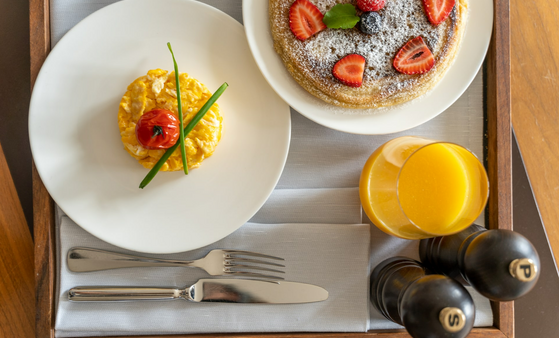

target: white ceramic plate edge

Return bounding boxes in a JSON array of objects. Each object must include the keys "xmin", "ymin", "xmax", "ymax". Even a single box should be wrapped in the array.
[
  {"xmin": 242, "ymin": 0, "xmax": 493, "ymax": 135},
  {"xmin": 29, "ymin": 0, "xmax": 291, "ymax": 254}
]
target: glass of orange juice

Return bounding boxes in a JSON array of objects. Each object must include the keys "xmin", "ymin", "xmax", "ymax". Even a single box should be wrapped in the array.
[{"xmin": 360, "ymin": 136, "xmax": 489, "ymax": 239}]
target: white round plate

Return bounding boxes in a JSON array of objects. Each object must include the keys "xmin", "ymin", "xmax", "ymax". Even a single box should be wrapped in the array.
[
  {"xmin": 243, "ymin": 0, "xmax": 493, "ymax": 134},
  {"xmin": 29, "ymin": 0, "xmax": 291, "ymax": 254}
]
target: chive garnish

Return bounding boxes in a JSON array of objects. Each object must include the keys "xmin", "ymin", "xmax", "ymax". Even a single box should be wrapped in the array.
[
  {"xmin": 139, "ymin": 82, "xmax": 229, "ymax": 189},
  {"xmin": 167, "ymin": 42, "xmax": 188, "ymax": 175}
]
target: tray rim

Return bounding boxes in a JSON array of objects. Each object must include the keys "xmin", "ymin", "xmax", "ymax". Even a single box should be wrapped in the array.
[{"xmin": 29, "ymin": 0, "xmax": 513, "ymax": 338}]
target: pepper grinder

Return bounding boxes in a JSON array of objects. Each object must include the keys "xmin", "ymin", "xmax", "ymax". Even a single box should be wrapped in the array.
[
  {"xmin": 419, "ymin": 225, "xmax": 540, "ymax": 301},
  {"xmin": 370, "ymin": 257, "xmax": 475, "ymax": 338}
]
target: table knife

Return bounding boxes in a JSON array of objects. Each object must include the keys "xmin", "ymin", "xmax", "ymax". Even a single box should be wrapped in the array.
[{"xmin": 68, "ymin": 278, "xmax": 328, "ymax": 304}]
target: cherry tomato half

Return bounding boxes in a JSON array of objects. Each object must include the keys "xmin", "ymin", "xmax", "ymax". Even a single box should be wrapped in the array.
[{"xmin": 135, "ymin": 109, "xmax": 180, "ymax": 150}]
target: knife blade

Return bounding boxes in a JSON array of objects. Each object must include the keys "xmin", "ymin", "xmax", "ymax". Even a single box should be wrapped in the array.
[{"xmin": 68, "ymin": 279, "xmax": 329, "ymax": 304}]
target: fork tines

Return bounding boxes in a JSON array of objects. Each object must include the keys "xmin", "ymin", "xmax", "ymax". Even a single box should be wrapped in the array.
[{"xmin": 224, "ymin": 250, "xmax": 285, "ymax": 280}]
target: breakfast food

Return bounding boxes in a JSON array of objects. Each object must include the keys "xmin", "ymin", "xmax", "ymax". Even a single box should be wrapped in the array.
[
  {"xmin": 289, "ymin": 0, "xmax": 327, "ymax": 40},
  {"xmin": 118, "ymin": 69, "xmax": 223, "ymax": 171},
  {"xmin": 135, "ymin": 109, "xmax": 181, "ymax": 150},
  {"xmin": 333, "ymin": 54, "xmax": 366, "ymax": 87},
  {"xmin": 357, "ymin": 0, "xmax": 386, "ymax": 12},
  {"xmin": 270, "ymin": 0, "xmax": 468, "ymax": 109},
  {"xmin": 393, "ymin": 36, "xmax": 435, "ymax": 75}
]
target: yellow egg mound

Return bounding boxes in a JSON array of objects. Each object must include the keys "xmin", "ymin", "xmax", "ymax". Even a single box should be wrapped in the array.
[{"xmin": 118, "ymin": 69, "xmax": 223, "ymax": 171}]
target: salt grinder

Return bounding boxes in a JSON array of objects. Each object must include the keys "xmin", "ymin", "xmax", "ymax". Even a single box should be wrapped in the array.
[
  {"xmin": 419, "ymin": 225, "xmax": 540, "ymax": 301},
  {"xmin": 370, "ymin": 257, "xmax": 475, "ymax": 338}
]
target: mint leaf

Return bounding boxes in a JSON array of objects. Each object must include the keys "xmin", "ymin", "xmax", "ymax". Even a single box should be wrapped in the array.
[{"xmin": 323, "ymin": 4, "xmax": 360, "ymax": 29}]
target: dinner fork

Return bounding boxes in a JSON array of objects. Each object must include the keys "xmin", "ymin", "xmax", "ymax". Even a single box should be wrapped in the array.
[{"xmin": 67, "ymin": 247, "xmax": 285, "ymax": 280}]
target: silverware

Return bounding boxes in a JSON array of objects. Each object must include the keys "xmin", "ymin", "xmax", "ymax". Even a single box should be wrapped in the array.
[
  {"xmin": 68, "ymin": 247, "xmax": 285, "ymax": 280},
  {"xmin": 68, "ymin": 278, "xmax": 328, "ymax": 304}
]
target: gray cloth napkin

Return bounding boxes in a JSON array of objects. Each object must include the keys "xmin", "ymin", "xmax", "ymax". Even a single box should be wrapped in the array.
[
  {"xmin": 51, "ymin": 0, "xmax": 493, "ymax": 336},
  {"xmin": 249, "ymin": 188, "xmax": 362, "ymax": 224},
  {"xmin": 55, "ymin": 189, "xmax": 371, "ymax": 337}
]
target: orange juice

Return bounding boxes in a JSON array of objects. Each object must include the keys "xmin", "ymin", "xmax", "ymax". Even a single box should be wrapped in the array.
[{"xmin": 360, "ymin": 137, "xmax": 488, "ymax": 239}]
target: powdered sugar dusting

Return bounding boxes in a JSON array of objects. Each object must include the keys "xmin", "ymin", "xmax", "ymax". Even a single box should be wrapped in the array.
[
  {"xmin": 299, "ymin": 0, "xmax": 446, "ymax": 80},
  {"xmin": 270, "ymin": 0, "xmax": 462, "ymax": 108}
]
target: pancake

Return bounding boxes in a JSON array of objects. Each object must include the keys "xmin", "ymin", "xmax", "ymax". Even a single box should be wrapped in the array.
[{"xmin": 269, "ymin": 0, "xmax": 468, "ymax": 109}]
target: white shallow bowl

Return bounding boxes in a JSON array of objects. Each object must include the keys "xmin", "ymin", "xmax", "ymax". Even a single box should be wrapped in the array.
[
  {"xmin": 243, "ymin": 0, "xmax": 493, "ymax": 134},
  {"xmin": 29, "ymin": 0, "xmax": 291, "ymax": 254}
]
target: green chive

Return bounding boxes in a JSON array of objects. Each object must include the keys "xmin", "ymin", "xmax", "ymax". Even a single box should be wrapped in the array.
[
  {"xmin": 167, "ymin": 42, "xmax": 188, "ymax": 175},
  {"xmin": 139, "ymin": 82, "xmax": 229, "ymax": 189}
]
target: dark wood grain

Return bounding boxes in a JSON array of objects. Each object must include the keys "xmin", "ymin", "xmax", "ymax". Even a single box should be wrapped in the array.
[
  {"xmin": 491, "ymin": 302, "xmax": 514, "ymax": 338},
  {"xmin": 32, "ymin": 163, "xmax": 56, "ymax": 338},
  {"xmin": 108, "ymin": 327, "xmax": 506, "ymax": 338},
  {"xmin": 486, "ymin": 0, "xmax": 512, "ymax": 232},
  {"xmin": 0, "ymin": 143, "xmax": 35, "ymax": 338},
  {"xmin": 114, "ymin": 330, "xmax": 411, "ymax": 338},
  {"xmin": 30, "ymin": 0, "xmax": 512, "ymax": 338},
  {"xmin": 30, "ymin": 0, "xmax": 49, "ymax": 88},
  {"xmin": 30, "ymin": 0, "xmax": 55, "ymax": 338},
  {"xmin": 486, "ymin": 0, "xmax": 514, "ymax": 338}
]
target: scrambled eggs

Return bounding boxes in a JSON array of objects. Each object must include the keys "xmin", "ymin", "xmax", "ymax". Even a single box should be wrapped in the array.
[{"xmin": 118, "ymin": 69, "xmax": 222, "ymax": 171}]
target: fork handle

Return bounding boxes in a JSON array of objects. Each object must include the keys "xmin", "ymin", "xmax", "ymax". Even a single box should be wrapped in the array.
[
  {"xmin": 67, "ymin": 247, "xmax": 194, "ymax": 272},
  {"xmin": 68, "ymin": 287, "xmax": 187, "ymax": 301}
]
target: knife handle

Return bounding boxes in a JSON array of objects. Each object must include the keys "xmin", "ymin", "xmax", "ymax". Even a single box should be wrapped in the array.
[{"xmin": 68, "ymin": 287, "xmax": 187, "ymax": 301}]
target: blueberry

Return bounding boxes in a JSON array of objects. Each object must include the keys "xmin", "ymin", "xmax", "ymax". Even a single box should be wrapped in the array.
[{"xmin": 359, "ymin": 12, "xmax": 382, "ymax": 35}]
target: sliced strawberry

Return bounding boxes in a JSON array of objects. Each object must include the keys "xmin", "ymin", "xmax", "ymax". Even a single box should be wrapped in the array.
[
  {"xmin": 332, "ymin": 54, "xmax": 366, "ymax": 87},
  {"xmin": 422, "ymin": 0, "xmax": 456, "ymax": 25},
  {"xmin": 393, "ymin": 36, "xmax": 435, "ymax": 75},
  {"xmin": 289, "ymin": 0, "xmax": 326, "ymax": 41},
  {"xmin": 356, "ymin": 0, "xmax": 386, "ymax": 12}
]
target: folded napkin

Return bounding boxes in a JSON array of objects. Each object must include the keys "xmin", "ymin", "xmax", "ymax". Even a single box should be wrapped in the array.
[
  {"xmin": 55, "ymin": 188, "xmax": 371, "ymax": 337},
  {"xmin": 249, "ymin": 188, "xmax": 361, "ymax": 224}
]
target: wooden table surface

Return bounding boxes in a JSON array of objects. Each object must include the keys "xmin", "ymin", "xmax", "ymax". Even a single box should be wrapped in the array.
[
  {"xmin": 0, "ymin": 143, "xmax": 34, "ymax": 337},
  {"xmin": 1, "ymin": 0, "xmax": 559, "ymax": 338},
  {"xmin": 510, "ymin": 0, "xmax": 559, "ymax": 266}
]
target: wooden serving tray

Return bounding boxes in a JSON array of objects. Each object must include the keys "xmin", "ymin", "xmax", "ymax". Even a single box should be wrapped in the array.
[{"xmin": 30, "ymin": 0, "xmax": 512, "ymax": 338}]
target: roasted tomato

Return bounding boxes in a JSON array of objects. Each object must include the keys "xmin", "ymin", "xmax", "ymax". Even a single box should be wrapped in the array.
[{"xmin": 135, "ymin": 109, "xmax": 180, "ymax": 149}]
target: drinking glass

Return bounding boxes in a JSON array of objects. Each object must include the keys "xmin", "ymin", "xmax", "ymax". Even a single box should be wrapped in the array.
[{"xmin": 359, "ymin": 136, "xmax": 489, "ymax": 239}]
